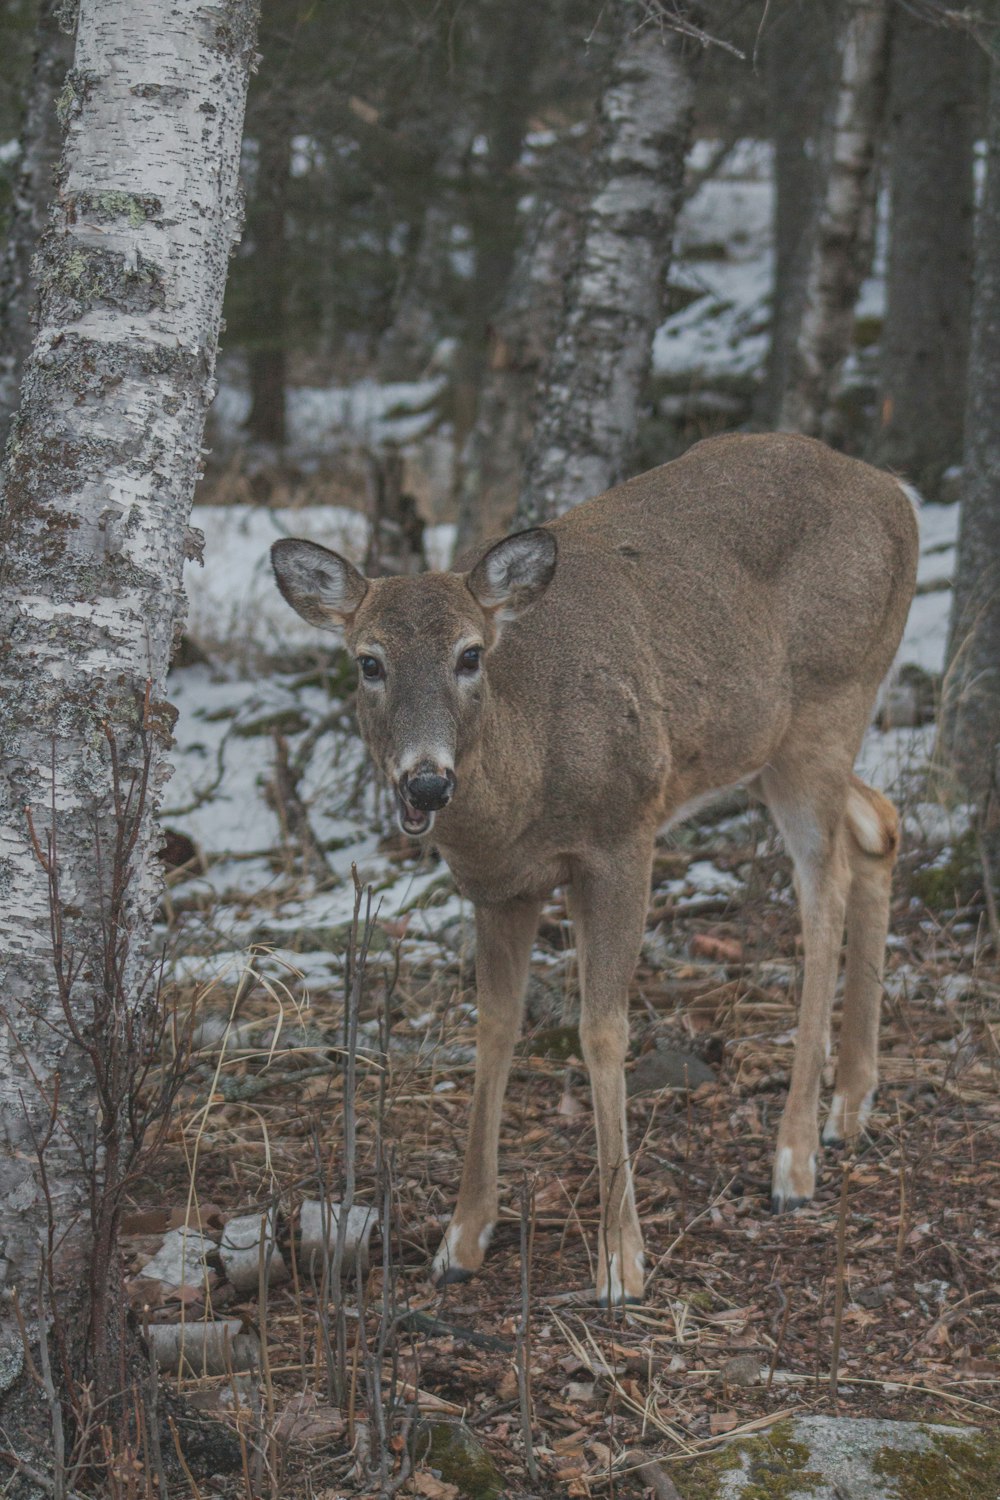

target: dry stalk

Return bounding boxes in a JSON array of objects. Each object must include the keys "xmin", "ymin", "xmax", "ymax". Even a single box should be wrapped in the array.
[
  {"xmin": 516, "ymin": 1174, "xmax": 540, "ymax": 1486},
  {"xmin": 829, "ymin": 1160, "xmax": 852, "ymax": 1396}
]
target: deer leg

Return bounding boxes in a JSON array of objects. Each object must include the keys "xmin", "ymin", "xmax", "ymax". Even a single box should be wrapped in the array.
[
  {"xmin": 761, "ymin": 771, "xmax": 851, "ymax": 1212},
  {"xmin": 571, "ymin": 843, "xmax": 652, "ymax": 1305},
  {"xmin": 823, "ymin": 777, "xmax": 899, "ymax": 1145},
  {"xmin": 431, "ymin": 895, "xmax": 541, "ymax": 1286}
]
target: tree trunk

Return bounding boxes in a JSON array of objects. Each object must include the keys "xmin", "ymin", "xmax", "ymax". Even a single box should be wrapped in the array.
[
  {"xmin": 455, "ymin": 153, "xmax": 583, "ymax": 554},
  {"xmin": 0, "ymin": 0, "xmax": 256, "ymax": 1465},
  {"xmin": 245, "ymin": 98, "xmax": 293, "ymax": 447},
  {"xmin": 938, "ymin": 34, "xmax": 1000, "ymax": 830},
  {"xmin": 376, "ymin": 115, "xmax": 475, "ymax": 379},
  {"xmin": 874, "ymin": 11, "xmax": 977, "ymax": 497},
  {"xmin": 777, "ymin": 0, "xmax": 889, "ymax": 438},
  {"xmin": 758, "ymin": 0, "xmax": 841, "ymax": 428},
  {"xmin": 516, "ymin": 5, "xmax": 696, "ymax": 525},
  {"xmin": 0, "ymin": 0, "xmax": 74, "ymax": 447}
]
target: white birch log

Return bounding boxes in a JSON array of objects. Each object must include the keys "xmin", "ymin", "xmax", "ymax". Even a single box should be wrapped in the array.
[
  {"xmin": 0, "ymin": 0, "xmax": 257, "ymax": 1420},
  {"xmin": 516, "ymin": 6, "xmax": 695, "ymax": 524},
  {"xmin": 777, "ymin": 0, "xmax": 890, "ymax": 437}
]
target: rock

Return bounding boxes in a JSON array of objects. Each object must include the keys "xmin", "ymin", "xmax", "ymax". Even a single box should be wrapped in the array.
[
  {"xmin": 673, "ymin": 1416, "xmax": 999, "ymax": 1498},
  {"xmin": 719, "ymin": 1353, "xmax": 760, "ymax": 1388},
  {"xmin": 436, "ymin": 917, "xmax": 476, "ymax": 964},
  {"xmin": 412, "ymin": 1421, "xmax": 504, "ymax": 1500},
  {"xmin": 628, "ymin": 1046, "xmax": 715, "ymax": 1096}
]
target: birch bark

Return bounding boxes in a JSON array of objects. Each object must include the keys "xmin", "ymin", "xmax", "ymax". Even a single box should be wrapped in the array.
[
  {"xmin": 516, "ymin": 6, "xmax": 696, "ymax": 524},
  {"xmin": 0, "ymin": 0, "xmax": 257, "ymax": 1433},
  {"xmin": 777, "ymin": 0, "xmax": 889, "ymax": 437}
]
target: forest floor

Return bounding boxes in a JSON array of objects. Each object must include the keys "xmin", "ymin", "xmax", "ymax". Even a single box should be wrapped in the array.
[{"xmin": 136, "ymin": 793, "xmax": 1000, "ymax": 1498}]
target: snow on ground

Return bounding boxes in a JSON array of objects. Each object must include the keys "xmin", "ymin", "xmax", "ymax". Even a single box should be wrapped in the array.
[
  {"xmin": 166, "ymin": 140, "xmax": 962, "ymax": 1003},
  {"xmin": 211, "ymin": 377, "xmax": 445, "ymax": 459},
  {"xmin": 653, "ymin": 143, "xmax": 773, "ymax": 385},
  {"xmin": 184, "ymin": 505, "xmax": 455, "ymax": 656}
]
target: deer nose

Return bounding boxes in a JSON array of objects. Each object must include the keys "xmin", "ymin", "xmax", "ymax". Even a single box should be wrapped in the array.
[{"xmin": 400, "ymin": 765, "xmax": 456, "ymax": 812}]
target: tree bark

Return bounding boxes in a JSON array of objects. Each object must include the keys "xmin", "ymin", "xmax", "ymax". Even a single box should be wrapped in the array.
[
  {"xmin": 516, "ymin": 5, "xmax": 696, "ymax": 525},
  {"xmin": 0, "ymin": 0, "xmax": 75, "ymax": 448},
  {"xmin": 245, "ymin": 96, "xmax": 293, "ymax": 447},
  {"xmin": 776, "ymin": 0, "xmax": 889, "ymax": 438},
  {"xmin": 0, "ymin": 0, "xmax": 257, "ymax": 1460},
  {"xmin": 874, "ymin": 10, "xmax": 977, "ymax": 497},
  {"xmin": 938, "ymin": 29, "xmax": 1000, "ymax": 826},
  {"xmin": 758, "ymin": 0, "xmax": 841, "ymax": 428},
  {"xmin": 455, "ymin": 153, "xmax": 583, "ymax": 554}
]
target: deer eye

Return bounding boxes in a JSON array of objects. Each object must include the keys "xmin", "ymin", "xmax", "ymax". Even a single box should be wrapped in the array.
[
  {"xmin": 358, "ymin": 654, "xmax": 384, "ymax": 682},
  {"xmin": 457, "ymin": 645, "xmax": 483, "ymax": 675}
]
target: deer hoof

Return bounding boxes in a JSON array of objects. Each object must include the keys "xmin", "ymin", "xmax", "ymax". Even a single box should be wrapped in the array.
[
  {"xmin": 430, "ymin": 1219, "xmax": 493, "ymax": 1288},
  {"xmin": 770, "ymin": 1145, "xmax": 816, "ymax": 1213},
  {"xmin": 822, "ymin": 1088, "xmax": 876, "ymax": 1147},
  {"xmin": 596, "ymin": 1249, "xmax": 645, "ymax": 1307}
]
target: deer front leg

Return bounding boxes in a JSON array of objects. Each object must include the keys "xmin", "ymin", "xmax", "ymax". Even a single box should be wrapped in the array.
[
  {"xmin": 571, "ymin": 844, "xmax": 652, "ymax": 1305},
  {"xmin": 431, "ymin": 895, "xmax": 541, "ymax": 1287}
]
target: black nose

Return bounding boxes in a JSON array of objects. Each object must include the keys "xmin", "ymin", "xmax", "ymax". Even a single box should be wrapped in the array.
[{"xmin": 401, "ymin": 766, "xmax": 456, "ymax": 812}]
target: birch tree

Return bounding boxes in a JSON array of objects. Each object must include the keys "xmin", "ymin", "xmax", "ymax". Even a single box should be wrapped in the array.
[
  {"xmin": 0, "ymin": 0, "xmax": 257, "ymax": 1467},
  {"xmin": 777, "ymin": 0, "xmax": 889, "ymax": 437},
  {"xmin": 516, "ymin": 4, "xmax": 697, "ymax": 524}
]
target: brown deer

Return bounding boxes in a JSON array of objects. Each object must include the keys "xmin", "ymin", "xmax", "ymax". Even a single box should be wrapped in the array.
[{"xmin": 271, "ymin": 433, "xmax": 918, "ymax": 1305}]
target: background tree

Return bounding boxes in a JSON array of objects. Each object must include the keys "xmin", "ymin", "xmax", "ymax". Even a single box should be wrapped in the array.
[
  {"xmin": 517, "ymin": 3, "xmax": 699, "ymax": 525},
  {"xmin": 0, "ymin": 0, "xmax": 257, "ymax": 1471},
  {"xmin": 757, "ymin": 0, "xmax": 840, "ymax": 428},
  {"xmin": 938, "ymin": 16, "xmax": 1000, "ymax": 866},
  {"xmin": 874, "ymin": 9, "xmax": 978, "ymax": 497},
  {"xmin": 777, "ymin": 0, "xmax": 889, "ymax": 438},
  {"xmin": 0, "ymin": 0, "xmax": 73, "ymax": 445}
]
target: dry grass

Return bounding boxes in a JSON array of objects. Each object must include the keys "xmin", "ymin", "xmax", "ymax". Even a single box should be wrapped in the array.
[{"xmin": 132, "ymin": 818, "xmax": 1000, "ymax": 1497}]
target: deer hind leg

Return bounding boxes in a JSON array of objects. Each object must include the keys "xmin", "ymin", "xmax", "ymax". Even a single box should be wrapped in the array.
[
  {"xmin": 431, "ymin": 895, "xmax": 541, "ymax": 1287},
  {"xmin": 758, "ymin": 764, "xmax": 852, "ymax": 1213},
  {"xmin": 570, "ymin": 840, "xmax": 653, "ymax": 1305},
  {"xmin": 822, "ymin": 776, "xmax": 899, "ymax": 1146}
]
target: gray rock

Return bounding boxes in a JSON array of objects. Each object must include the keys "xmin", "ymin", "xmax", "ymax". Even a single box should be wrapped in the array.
[
  {"xmin": 628, "ymin": 1046, "xmax": 715, "ymax": 1096},
  {"xmin": 674, "ymin": 1416, "xmax": 997, "ymax": 1498}
]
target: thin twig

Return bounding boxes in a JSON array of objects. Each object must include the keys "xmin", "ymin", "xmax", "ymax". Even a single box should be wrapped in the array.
[{"xmin": 830, "ymin": 1161, "xmax": 852, "ymax": 1396}]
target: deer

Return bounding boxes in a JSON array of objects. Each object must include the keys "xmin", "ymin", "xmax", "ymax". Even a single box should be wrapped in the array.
[{"xmin": 270, "ymin": 432, "xmax": 919, "ymax": 1306}]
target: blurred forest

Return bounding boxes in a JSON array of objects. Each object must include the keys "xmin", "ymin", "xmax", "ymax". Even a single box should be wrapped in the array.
[{"xmin": 0, "ymin": 1, "xmax": 986, "ymax": 525}]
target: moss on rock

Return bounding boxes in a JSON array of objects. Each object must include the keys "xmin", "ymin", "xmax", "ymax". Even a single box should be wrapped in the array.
[{"xmin": 873, "ymin": 1428, "xmax": 1000, "ymax": 1499}]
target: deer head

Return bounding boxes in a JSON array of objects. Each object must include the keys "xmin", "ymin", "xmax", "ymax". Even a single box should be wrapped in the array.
[{"xmin": 271, "ymin": 529, "xmax": 556, "ymax": 836}]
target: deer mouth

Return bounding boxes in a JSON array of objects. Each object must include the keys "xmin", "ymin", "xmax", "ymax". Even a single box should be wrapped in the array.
[{"xmin": 394, "ymin": 788, "xmax": 435, "ymax": 838}]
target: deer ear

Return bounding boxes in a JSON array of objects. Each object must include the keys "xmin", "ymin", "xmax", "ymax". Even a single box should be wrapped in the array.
[
  {"xmin": 466, "ymin": 529, "xmax": 557, "ymax": 621},
  {"xmin": 271, "ymin": 539, "xmax": 368, "ymax": 629}
]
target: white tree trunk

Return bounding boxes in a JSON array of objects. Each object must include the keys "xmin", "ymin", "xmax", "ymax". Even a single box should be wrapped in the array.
[
  {"xmin": 777, "ymin": 0, "xmax": 890, "ymax": 437},
  {"xmin": 516, "ymin": 7, "xmax": 695, "ymax": 523},
  {"xmin": 0, "ymin": 0, "xmax": 256, "ymax": 1433}
]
